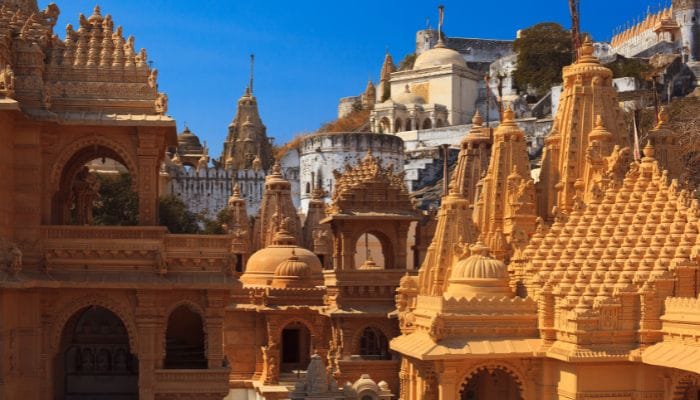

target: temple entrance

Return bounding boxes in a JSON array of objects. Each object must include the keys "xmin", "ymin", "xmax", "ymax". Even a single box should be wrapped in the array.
[
  {"xmin": 460, "ymin": 367, "xmax": 522, "ymax": 400},
  {"xmin": 164, "ymin": 305, "xmax": 207, "ymax": 369},
  {"xmin": 280, "ymin": 322, "xmax": 311, "ymax": 372},
  {"xmin": 55, "ymin": 306, "xmax": 138, "ymax": 400}
]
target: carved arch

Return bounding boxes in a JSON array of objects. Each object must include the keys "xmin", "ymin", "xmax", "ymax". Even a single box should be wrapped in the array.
[
  {"xmin": 49, "ymin": 134, "xmax": 139, "ymax": 192},
  {"xmin": 351, "ymin": 228, "xmax": 396, "ymax": 269},
  {"xmin": 50, "ymin": 294, "xmax": 139, "ymax": 355},
  {"xmin": 458, "ymin": 361, "xmax": 527, "ymax": 400},
  {"xmin": 350, "ymin": 323, "xmax": 392, "ymax": 356}
]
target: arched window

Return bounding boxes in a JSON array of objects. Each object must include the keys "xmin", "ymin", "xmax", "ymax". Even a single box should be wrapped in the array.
[
  {"xmin": 461, "ymin": 367, "xmax": 523, "ymax": 400},
  {"xmin": 164, "ymin": 305, "xmax": 207, "ymax": 369},
  {"xmin": 405, "ymin": 119, "xmax": 412, "ymax": 131},
  {"xmin": 354, "ymin": 232, "xmax": 386, "ymax": 268},
  {"xmin": 359, "ymin": 327, "xmax": 390, "ymax": 360},
  {"xmin": 394, "ymin": 118, "xmax": 402, "ymax": 133},
  {"xmin": 422, "ymin": 119, "xmax": 432, "ymax": 130},
  {"xmin": 57, "ymin": 306, "xmax": 137, "ymax": 399},
  {"xmin": 305, "ymin": 182, "xmax": 311, "ymax": 194}
]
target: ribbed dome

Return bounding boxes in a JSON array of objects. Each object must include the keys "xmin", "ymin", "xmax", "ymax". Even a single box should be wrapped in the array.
[
  {"xmin": 274, "ymin": 252, "xmax": 311, "ymax": 278},
  {"xmin": 393, "ymin": 85, "xmax": 425, "ymax": 104},
  {"xmin": 451, "ymin": 243, "xmax": 507, "ymax": 279},
  {"xmin": 446, "ymin": 242, "xmax": 513, "ymax": 299},
  {"xmin": 242, "ymin": 245, "xmax": 322, "ymax": 286},
  {"xmin": 413, "ymin": 46, "xmax": 466, "ymax": 70}
]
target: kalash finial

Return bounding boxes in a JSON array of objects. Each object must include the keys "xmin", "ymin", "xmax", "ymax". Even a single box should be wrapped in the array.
[
  {"xmin": 642, "ymin": 141, "xmax": 656, "ymax": 159},
  {"xmin": 271, "ymin": 160, "xmax": 282, "ymax": 176},
  {"xmin": 435, "ymin": 5, "xmax": 446, "ymax": 48},
  {"xmin": 232, "ymin": 183, "xmax": 241, "ymax": 198},
  {"xmin": 502, "ymin": 105, "xmax": 515, "ymax": 123},
  {"xmin": 472, "ymin": 110, "xmax": 483, "ymax": 127},
  {"xmin": 469, "ymin": 241, "xmax": 491, "ymax": 257},
  {"xmin": 577, "ymin": 36, "xmax": 597, "ymax": 63},
  {"xmin": 656, "ymin": 106, "xmax": 670, "ymax": 127}
]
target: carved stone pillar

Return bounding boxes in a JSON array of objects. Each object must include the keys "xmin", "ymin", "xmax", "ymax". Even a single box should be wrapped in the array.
[
  {"xmin": 341, "ymin": 231, "xmax": 353, "ymax": 270},
  {"xmin": 136, "ymin": 129, "xmax": 160, "ymax": 226},
  {"xmin": 136, "ymin": 291, "xmax": 160, "ymax": 400},
  {"xmin": 205, "ymin": 291, "xmax": 226, "ymax": 369}
]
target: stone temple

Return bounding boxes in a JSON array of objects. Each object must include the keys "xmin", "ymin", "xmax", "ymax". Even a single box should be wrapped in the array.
[{"xmin": 1, "ymin": 2, "xmax": 700, "ymax": 400}]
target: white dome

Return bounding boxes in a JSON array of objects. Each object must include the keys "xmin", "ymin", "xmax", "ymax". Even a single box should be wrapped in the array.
[
  {"xmin": 414, "ymin": 45, "xmax": 466, "ymax": 70},
  {"xmin": 393, "ymin": 85, "xmax": 425, "ymax": 104}
]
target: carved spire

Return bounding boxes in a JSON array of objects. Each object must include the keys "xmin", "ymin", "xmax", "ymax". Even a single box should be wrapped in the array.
[
  {"xmin": 646, "ymin": 106, "xmax": 682, "ymax": 179},
  {"xmin": 473, "ymin": 107, "xmax": 536, "ymax": 261},
  {"xmin": 448, "ymin": 111, "xmax": 492, "ymax": 204},
  {"xmin": 221, "ymin": 70, "xmax": 273, "ymax": 171},
  {"xmin": 252, "ymin": 161, "xmax": 302, "ymax": 251},
  {"xmin": 537, "ymin": 38, "xmax": 628, "ymax": 220}
]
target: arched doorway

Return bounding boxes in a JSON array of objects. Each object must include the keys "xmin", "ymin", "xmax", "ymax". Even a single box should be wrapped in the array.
[
  {"xmin": 52, "ymin": 146, "xmax": 138, "ymax": 225},
  {"xmin": 358, "ymin": 327, "xmax": 391, "ymax": 360},
  {"xmin": 164, "ymin": 305, "xmax": 207, "ymax": 369},
  {"xmin": 378, "ymin": 117, "xmax": 391, "ymax": 134},
  {"xmin": 56, "ymin": 306, "xmax": 138, "ymax": 400},
  {"xmin": 422, "ymin": 118, "xmax": 432, "ymax": 130},
  {"xmin": 280, "ymin": 322, "xmax": 311, "ymax": 373},
  {"xmin": 354, "ymin": 232, "xmax": 386, "ymax": 268},
  {"xmin": 461, "ymin": 367, "xmax": 523, "ymax": 400}
]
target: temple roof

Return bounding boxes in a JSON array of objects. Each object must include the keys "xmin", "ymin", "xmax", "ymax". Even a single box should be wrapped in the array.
[
  {"xmin": 327, "ymin": 150, "xmax": 416, "ymax": 217},
  {"xmin": 524, "ymin": 144, "xmax": 699, "ymax": 308}
]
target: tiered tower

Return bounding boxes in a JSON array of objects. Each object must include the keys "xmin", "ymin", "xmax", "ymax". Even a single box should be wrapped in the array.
[
  {"xmin": 449, "ymin": 111, "xmax": 492, "ymax": 204},
  {"xmin": 537, "ymin": 38, "xmax": 628, "ymax": 219},
  {"xmin": 472, "ymin": 108, "xmax": 536, "ymax": 260},
  {"xmin": 221, "ymin": 86, "xmax": 273, "ymax": 171},
  {"xmin": 252, "ymin": 162, "xmax": 302, "ymax": 251}
]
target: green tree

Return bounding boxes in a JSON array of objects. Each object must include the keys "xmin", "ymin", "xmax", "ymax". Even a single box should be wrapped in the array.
[
  {"xmin": 92, "ymin": 173, "xmax": 139, "ymax": 226},
  {"xmin": 513, "ymin": 22, "xmax": 572, "ymax": 97},
  {"xmin": 398, "ymin": 53, "xmax": 416, "ymax": 71},
  {"xmin": 158, "ymin": 195, "xmax": 200, "ymax": 234},
  {"xmin": 606, "ymin": 57, "xmax": 651, "ymax": 81},
  {"xmin": 200, "ymin": 208, "xmax": 231, "ymax": 234}
]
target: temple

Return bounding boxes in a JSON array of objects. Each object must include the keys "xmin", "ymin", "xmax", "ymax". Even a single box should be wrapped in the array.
[{"xmin": 1, "ymin": 1, "xmax": 700, "ymax": 400}]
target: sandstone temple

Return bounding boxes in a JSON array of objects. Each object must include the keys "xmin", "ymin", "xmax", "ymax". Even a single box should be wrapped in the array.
[{"xmin": 1, "ymin": 1, "xmax": 700, "ymax": 400}]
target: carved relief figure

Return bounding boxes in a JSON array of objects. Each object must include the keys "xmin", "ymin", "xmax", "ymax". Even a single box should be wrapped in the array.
[
  {"xmin": 71, "ymin": 167, "xmax": 101, "ymax": 225},
  {"xmin": 0, "ymin": 64, "xmax": 16, "ymax": 98}
]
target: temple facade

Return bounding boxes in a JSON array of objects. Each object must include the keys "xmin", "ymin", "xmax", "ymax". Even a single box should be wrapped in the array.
[
  {"xmin": 391, "ymin": 39, "xmax": 700, "ymax": 400},
  {"xmin": 2, "ymin": 1, "xmax": 700, "ymax": 400}
]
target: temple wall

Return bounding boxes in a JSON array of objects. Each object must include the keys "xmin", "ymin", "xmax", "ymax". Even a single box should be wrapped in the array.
[
  {"xmin": 224, "ymin": 311, "xmax": 261, "ymax": 380},
  {"xmin": 298, "ymin": 133, "xmax": 404, "ymax": 213},
  {"xmin": 0, "ymin": 113, "xmax": 14, "ymax": 239}
]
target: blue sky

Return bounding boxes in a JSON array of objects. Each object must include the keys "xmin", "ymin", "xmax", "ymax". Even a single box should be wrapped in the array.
[{"xmin": 42, "ymin": 0, "xmax": 670, "ymax": 158}]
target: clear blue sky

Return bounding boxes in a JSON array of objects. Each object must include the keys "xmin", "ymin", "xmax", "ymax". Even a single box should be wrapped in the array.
[{"xmin": 42, "ymin": 0, "xmax": 669, "ymax": 157}]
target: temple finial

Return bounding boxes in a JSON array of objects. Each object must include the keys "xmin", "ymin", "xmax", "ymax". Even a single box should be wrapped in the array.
[
  {"xmin": 436, "ymin": 5, "xmax": 446, "ymax": 48},
  {"xmin": 249, "ymin": 53, "xmax": 255, "ymax": 95}
]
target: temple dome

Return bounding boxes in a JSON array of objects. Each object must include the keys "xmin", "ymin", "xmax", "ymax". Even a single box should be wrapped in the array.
[
  {"xmin": 242, "ymin": 245, "xmax": 322, "ymax": 286},
  {"xmin": 446, "ymin": 242, "xmax": 512, "ymax": 299},
  {"xmin": 413, "ymin": 45, "xmax": 466, "ymax": 70},
  {"xmin": 176, "ymin": 127, "xmax": 204, "ymax": 153},
  {"xmin": 271, "ymin": 251, "xmax": 316, "ymax": 288},
  {"xmin": 393, "ymin": 85, "xmax": 425, "ymax": 104}
]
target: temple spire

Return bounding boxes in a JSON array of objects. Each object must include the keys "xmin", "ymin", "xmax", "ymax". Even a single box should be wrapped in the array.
[{"xmin": 248, "ymin": 53, "xmax": 255, "ymax": 95}]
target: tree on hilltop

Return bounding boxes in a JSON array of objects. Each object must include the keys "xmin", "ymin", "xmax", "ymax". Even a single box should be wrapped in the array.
[{"xmin": 513, "ymin": 22, "xmax": 572, "ymax": 97}]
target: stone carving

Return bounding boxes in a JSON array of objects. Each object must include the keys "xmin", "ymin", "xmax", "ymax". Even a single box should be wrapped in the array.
[
  {"xmin": 71, "ymin": 167, "xmax": 101, "ymax": 225},
  {"xmin": 154, "ymin": 92, "xmax": 168, "ymax": 115},
  {"xmin": 0, "ymin": 65, "xmax": 16, "ymax": 98},
  {"xmin": 0, "ymin": 238, "xmax": 22, "ymax": 275}
]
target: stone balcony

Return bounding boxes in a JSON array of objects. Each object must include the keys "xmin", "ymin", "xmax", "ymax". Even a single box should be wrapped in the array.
[
  {"xmin": 153, "ymin": 368, "xmax": 230, "ymax": 397},
  {"xmin": 0, "ymin": 226, "xmax": 239, "ymax": 288}
]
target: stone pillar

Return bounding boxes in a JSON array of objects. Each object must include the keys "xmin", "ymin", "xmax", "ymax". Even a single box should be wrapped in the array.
[
  {"xmin": 341, "ymin": 231, "xmax": 353, "ymax": 270},
  {"xmin": 206, "ymin": 291, "xmax": 226, "ymax": 369},
  {"xmin": 136, "ymin": 291, "xmax": 160, "ymax": 400},
  {"xmin": 137, "ymin": 128, "xmax": 161, "ymax": 226}
]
